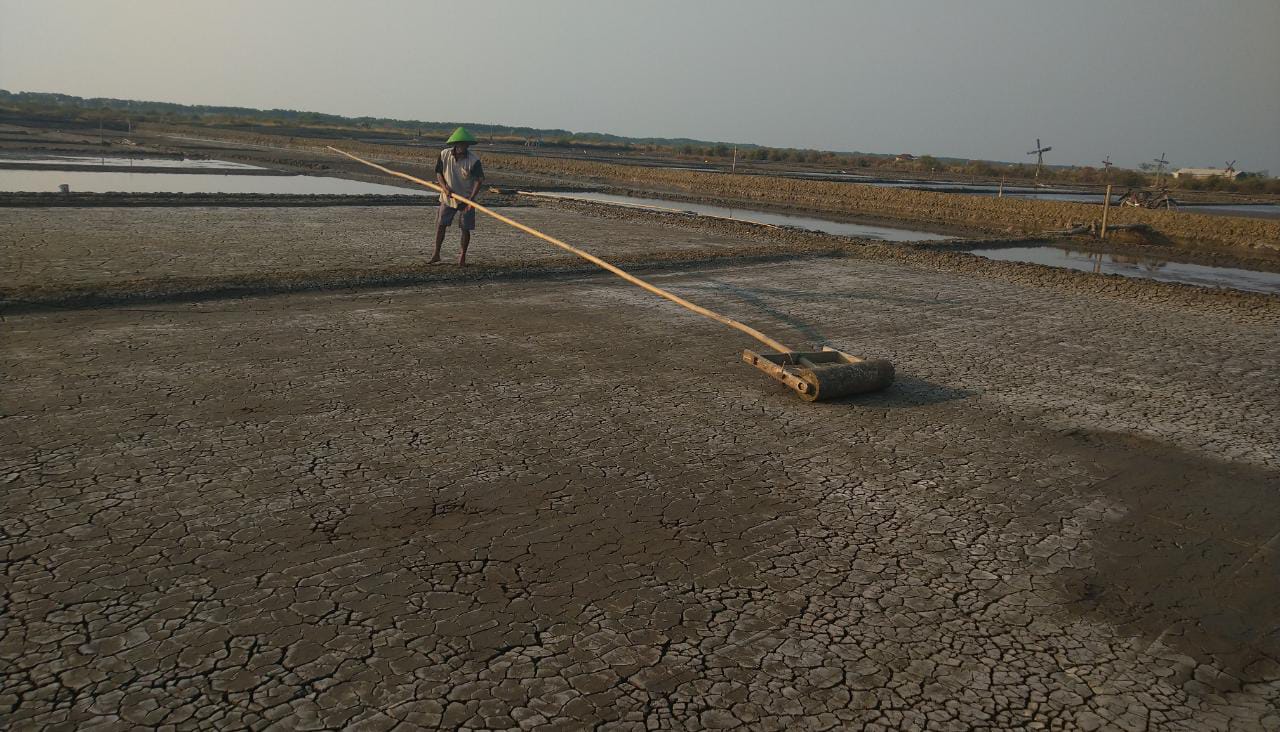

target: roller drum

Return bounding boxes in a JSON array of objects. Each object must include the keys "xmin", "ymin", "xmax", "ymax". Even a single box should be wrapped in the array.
[{"xmin": 798, "ymin": 360, "xmax": 895, "ymax": 402}]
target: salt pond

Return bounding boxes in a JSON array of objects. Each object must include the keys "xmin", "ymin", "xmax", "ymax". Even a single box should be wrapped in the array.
[
  {"xmin": 0, "ymin": 169, "xmax": 431, "ymax": 196},
  {"xmin": 971, "ymin": 245, "xmax": 1280, "ymax": 294},
  {"xmin": 0, "ymin": 154, "xmax": 266, "ymax": 170}
]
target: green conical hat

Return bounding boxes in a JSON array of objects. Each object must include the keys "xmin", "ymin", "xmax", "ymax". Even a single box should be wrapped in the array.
[{"xmin": 446, "ymin": 126, "xmax": 477, "ymax": 144}]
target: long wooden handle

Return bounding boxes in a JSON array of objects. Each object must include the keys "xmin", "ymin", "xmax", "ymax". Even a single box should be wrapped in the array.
[{"xmin": 328, "ymin": 147, "xmax": 792, "ymax": 354}]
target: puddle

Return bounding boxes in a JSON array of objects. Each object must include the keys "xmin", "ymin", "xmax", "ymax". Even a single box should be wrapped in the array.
[
  {"xmin": 0, "ymin": 169, "xmax": 432, "ymax": 196},
  {"xmin": 535, "ymin": 191, "xmax": 954, "ymax": 241},
  {"xmin": 971, "ymin": 245, "xmax": 1280, "ymax": 294},
  {"xmin": 1006, "ymin": 192, "xmax": 1113, "ymax": 203},
  {"xmin": 1178, "ymin": 204, "xmax": 1280, "ymax": 221},
  {"xmin": 0, "ymin": 154, "xmax": 265, "ymax": 170}
]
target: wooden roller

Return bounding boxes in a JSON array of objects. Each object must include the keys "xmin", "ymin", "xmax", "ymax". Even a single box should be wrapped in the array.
[{"xmin": 742, "ymin": 346, "xmax": 895, "ymax": 402}]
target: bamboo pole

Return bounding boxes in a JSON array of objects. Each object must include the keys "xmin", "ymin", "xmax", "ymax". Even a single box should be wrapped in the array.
[
  {"xmin": 328, "ymin": 146, "xmax": 792, "ymax": 354},
  {"xmin": 1100, "ymin": 184, "xmax": 1112, "ymax": 239}
]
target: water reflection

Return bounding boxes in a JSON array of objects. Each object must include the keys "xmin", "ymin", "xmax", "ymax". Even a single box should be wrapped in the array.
[
  {"xmin": 1178, "ymin": 204, "xmax": 1280, "ymax": 221},
  {"xmin": 970, "ymin": 245, "xmax": 1279, "ymax": 294},
  {"xmin": 0, "ymin": 169, "xmax": 432, "ymax": 196},
  {"xmin": 0, "ymin": 154, "xmax": 265, "ymax": 170}
]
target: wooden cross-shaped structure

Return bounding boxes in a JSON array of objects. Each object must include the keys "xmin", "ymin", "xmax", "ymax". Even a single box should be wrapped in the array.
[
  {"xmin": 1027, "ymin": 138, "xmax": 1052, "ymax": 179},
  {"xmin": 1152, "ymin": 153, "xmax": 1169, "ymax": 187}
]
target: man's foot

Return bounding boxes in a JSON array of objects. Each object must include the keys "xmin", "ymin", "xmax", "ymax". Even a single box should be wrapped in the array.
[
  {"xmin": 427, "ymin": 255, "xmax": 442, "ymax": 265},
  {"xmin": 458, "ymin": 259, "xmax": 468, "ymax": 267}
]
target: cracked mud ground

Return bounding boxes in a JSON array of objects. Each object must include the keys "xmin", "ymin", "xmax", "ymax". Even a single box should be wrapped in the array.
[{"xmin": 3, "ymin": 209, "xmax": 1280, "ymax": 730}]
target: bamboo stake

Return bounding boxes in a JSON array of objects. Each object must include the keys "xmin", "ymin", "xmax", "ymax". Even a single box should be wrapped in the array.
[
  {"xmin": 328, "ymin": 147, "xmax": 792, "ymax": 354},
  {"xmin": 1100, "ymin": 184, "xmax": 1112, "ymax": 239}
]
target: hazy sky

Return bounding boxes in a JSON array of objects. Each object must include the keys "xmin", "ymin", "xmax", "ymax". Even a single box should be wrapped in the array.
[{"xmin": 3, "ymin": 0, "xmax": 1278, "ymax": 171}]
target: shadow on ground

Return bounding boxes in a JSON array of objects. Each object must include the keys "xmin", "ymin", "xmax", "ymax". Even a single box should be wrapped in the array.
[
  {"xmin": 823, "ymin": 375, "xmax": 976, "ymax": 409},
  {"xmin": 687, "ymin": 279, "xmax": 964, "ymax": 349},
  {"xmin": 1055, "ymin": 429, "xmax": 1280, "ymax": 683}
]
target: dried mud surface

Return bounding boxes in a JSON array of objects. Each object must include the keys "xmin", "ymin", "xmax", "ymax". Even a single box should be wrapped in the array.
[
  {"xmin": 3, "ymin": 257, "xmax": 1278, "ymax": 729},
  {"xmin": 2, "ymin": 146, "xmax": 1278, "ymax": 727}
]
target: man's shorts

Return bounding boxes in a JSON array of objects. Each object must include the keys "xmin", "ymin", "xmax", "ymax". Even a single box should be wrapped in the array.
[{"xmin": 438, "ymin": 203, "xmax": 477, "ymax": 231}]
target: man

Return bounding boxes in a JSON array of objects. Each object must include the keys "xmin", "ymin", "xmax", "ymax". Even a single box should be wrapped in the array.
[{"xmin": 431, "ymin": 126, "xmax": 485, "ymax": 265}]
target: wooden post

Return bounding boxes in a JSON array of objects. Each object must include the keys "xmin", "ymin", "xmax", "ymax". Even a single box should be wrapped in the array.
[
  {"xmin": 998, "ymin": 175, "xmax": 1004, "ymax": 198},
  {"xmin": 1100, "ymin": 184, "xmax": 1112, "ymax": 239}
]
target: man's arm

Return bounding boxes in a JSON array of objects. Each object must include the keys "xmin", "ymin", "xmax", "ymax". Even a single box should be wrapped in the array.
[
  {"xmin": 435, "ymin": 156, "xmax": 452, "ymax": 200},
  {"xmin": 462, "ymin": 160, "xmax": 484, "ymax": 209}
]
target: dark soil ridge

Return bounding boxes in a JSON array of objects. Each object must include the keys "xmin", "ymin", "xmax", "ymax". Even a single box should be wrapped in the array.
[
  {"xmin": 4, "ymin": 232, "xmax": 1274, "ymax": 322},
  {"xmin": 0, "ymin": 245, "xmax": 847, "ymax": 314}
]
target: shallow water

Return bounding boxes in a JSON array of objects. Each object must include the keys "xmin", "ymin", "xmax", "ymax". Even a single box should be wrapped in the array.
[
  {"xmin": 0, "ymin": 154, "xmax": 266, "ymax": 170},
  {"xmin": 1006, "ymin": 192, "xmax": 1114, "ymax": 203},
  {"xmin": 0, "ymin": 169, "xmax": 431, "ymax": 196},
  {"xmin": 539, "ymin": 191, "xmax": 954, "ymax": 241},
  {"xmin": 971, "ymin": 245, "xmax": 1280, "ymax": 294},
  {"xmin": 1178, "ymin": 204, "xmax": 1280, "ymax": 221}
]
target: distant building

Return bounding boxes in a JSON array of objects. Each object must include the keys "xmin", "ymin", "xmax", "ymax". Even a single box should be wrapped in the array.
[
  {"xmin": 895, "ymin": 153, "xmax": 916, "ymax": 163},
  {"xmin": 1172, "ymin": 167, "xmax": 1240, "ymax": 180}
]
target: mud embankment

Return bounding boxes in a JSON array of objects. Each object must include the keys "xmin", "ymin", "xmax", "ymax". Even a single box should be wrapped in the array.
[
  {"xmin": 145, "ymin": 125, "xmax": 1280, "ymax": 252},
  {"xmin": 0, "ymin": 245, "xmax": 850, "ymax": 314}
]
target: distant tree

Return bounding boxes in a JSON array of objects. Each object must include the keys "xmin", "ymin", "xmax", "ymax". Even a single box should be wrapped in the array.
[{"xmin": 965, "ymin": 160, "xmax": 996, "ymax": 177}]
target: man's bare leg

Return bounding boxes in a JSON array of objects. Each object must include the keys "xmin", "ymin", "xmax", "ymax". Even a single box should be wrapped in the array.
[
  {"xmin": 429, "ymin": 224, "xmax": 446, "ymax": 264},
  {"xmin": 458, "ymin": 229, "xmax": 471, "ymax": 266}
]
